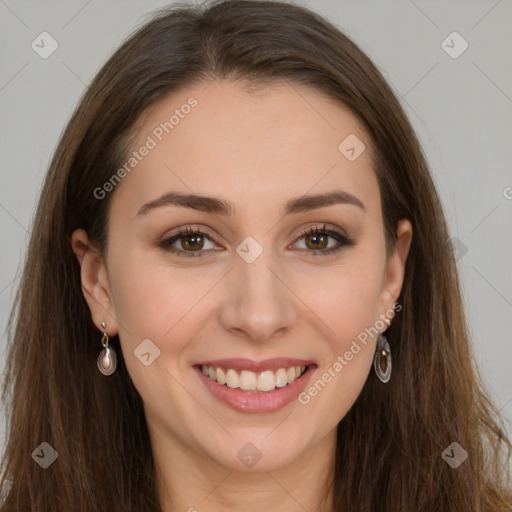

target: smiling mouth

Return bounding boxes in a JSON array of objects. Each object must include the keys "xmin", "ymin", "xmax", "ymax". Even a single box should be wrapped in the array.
[{"xmin": 195, "ymin": 364, "xmax": 309, "ymax": 393}]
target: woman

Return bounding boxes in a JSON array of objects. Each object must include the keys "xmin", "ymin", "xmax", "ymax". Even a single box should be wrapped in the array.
[{"xmin": 1, "ymin": 0, "xmax": 511, "ymax": 510}]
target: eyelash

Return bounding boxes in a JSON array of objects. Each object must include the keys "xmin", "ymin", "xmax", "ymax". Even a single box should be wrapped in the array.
[{"xmin": 158, "ymin": 224, "xmax": 355, "ymax": 258}]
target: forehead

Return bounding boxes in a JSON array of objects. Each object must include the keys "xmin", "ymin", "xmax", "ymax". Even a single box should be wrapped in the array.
[{"xmin": 111, "ymin": 79, "xmax": 380, "ymax": 219}]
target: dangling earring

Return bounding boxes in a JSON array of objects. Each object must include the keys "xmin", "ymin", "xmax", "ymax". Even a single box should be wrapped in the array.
[
  {"xmin": 374, "ymin": 317, "xmax": 392, "ymax": 383},
  {"xmin": 97, "ymin": 321, "xmax": 117, "ymax": 376}
]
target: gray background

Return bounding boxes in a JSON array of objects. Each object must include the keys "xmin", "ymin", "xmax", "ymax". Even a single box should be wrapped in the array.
[{"xmin": 1, "ymin": 0, "xmax": 511, "ymax": 463}]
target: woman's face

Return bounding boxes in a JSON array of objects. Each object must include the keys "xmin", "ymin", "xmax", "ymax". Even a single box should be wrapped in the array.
[{"xmin": 73, "ymin": 79, "xmax": 412, "ymax": 473}]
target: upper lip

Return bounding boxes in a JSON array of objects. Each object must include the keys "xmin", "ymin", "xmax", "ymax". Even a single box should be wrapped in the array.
[{"xmin": 195, "ymin": 358, "xmax": 316, "ymax": 373}]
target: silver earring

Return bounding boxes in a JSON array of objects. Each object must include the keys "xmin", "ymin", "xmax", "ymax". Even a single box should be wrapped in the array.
[
  {"xmin": 374, "ymin": 318, "xmax": 392, "ymax": 383},
  {"xmin": 97, "ymin": 322, "xmax": 117, "ymax": 376}
]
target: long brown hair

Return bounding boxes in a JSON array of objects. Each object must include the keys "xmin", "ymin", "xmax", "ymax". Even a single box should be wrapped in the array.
[{"xmin": 1, "ymin": 1, "xmax": 511, "ymax": 510}]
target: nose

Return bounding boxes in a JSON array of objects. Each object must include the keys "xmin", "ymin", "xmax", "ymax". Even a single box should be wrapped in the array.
[{"xmin": 219, "ymin": 253, "xmax": 299, "ymax": 343}]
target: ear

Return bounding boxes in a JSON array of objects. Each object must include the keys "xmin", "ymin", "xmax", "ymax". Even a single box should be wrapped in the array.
[
  {"xmin": 378, "ymin": 218, "xmax": 413, "ymax": 317},
  {"xmin": 71, "ymin": 228, "xmax": 118, "ymax": 336}
]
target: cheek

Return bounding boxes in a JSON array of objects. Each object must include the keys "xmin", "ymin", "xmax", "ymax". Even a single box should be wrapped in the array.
[
  {"xmin": 305, "ymin": 345, "xmax": 373, "ymax": 431},
  {"xmin": 108, "ymin": 247, "xmax": 218, "ymax": 354},
  {"xmin": 296, "ymin": 269, "xmax": 380, "ymax": 422},
  {"xmin": 292, "ymin": 254, "xmax": 383, "ymax": 405},
  {"xmin": 296, "ymin": 257, "xmax": 384, "ymax": 342},
  {"xmin": 108, "ymin": 253, "xmax": 210, "ymax": 407}
]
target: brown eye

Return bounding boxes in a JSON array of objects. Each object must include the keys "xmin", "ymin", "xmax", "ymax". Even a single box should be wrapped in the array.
[
  {"xmin": 159, "ymin": 227, "xmax": 216, "ymax": 258},
  {"xmin": 158, "ymin": 224, "xmax": 355, "ymax": 259},
  {"xmin": 304, "ymin": 231, "xmax": 329, "ymax": 250},
  {"xmin": 180, "ymin": 232, "xmax": 205, "ymax": 251},
  {"xmin": 294, "ymin": 224, "xmax": 355, "ymax": 256}
]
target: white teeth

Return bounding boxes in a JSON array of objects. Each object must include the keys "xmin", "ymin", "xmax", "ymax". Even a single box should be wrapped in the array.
[
  {"xmin": 257, "ymin": 371, "xmax": 276, "ymax": 392},
  {"xmin": 226, "ymin": 369, "xmax": 239, "ymax": 388},
  {"xmin": 239, "ymin": 370, "xmax": 257, "ymax": 391},
  {"xmin": 275, "ymin": 368, "xmax": 288, "ymax": 388},
  {"xmin": 200, "ymin": 364, "xmax": 308, "ymax": 392},
  {"xmin": 216, "ymin": 367, "xmax": 226, "ymax": 385}
]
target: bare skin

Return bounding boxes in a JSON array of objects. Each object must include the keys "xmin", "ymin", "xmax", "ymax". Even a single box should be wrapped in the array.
[{"xmin": 72, "ymin": 79, "xmax": 412, "ymax": 511}]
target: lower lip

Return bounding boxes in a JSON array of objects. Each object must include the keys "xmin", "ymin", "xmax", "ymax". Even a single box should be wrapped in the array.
[{"xmin": 194, "ymin": 365, "xmax": 317, "ymax": 414}]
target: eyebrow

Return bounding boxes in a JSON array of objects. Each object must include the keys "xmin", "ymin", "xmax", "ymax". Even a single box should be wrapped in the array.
[{"xmin": 136, "ymin": 189, "xmax": 366, "ymax": 217}]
